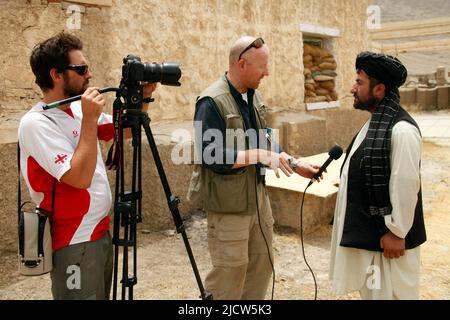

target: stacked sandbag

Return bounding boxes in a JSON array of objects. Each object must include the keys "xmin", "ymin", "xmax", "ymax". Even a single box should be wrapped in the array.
[{"xmin": 303, "ymin": 43, "xmax": 338, "ymax": 103}]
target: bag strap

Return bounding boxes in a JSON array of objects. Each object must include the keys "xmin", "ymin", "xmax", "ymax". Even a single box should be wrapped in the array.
[
  {"xmin": 50, "ymin": 179, "xmax": 56, "ymax": 222},
  {"xmin": 39, "ymin": 112, "xmax": 57, "ymax": 220},
  {"xmin": 17, "ymin": 144, "xmax": 21, "ymax": 223}
]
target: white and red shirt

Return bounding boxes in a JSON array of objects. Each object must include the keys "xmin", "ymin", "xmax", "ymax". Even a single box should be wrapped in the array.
[{"xmin": 18, "ymin": 101, "xmax": 114, "ymax": 251}]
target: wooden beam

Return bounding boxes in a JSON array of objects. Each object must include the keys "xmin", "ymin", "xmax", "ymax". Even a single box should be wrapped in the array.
[
  {"xmin": 372, "ymin": 38, "xmax": 450, "ymax": 54},
  {"xmin": 370, "ymin": 17, "xmax": 450, "ymax": 40},
  {"xmin": 48, "ymin": 0, "xmax": 112, "ymax": 7}
]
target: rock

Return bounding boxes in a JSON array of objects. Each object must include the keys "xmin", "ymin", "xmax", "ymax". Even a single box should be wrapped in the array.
[{"xmin": 162, "ymin": 229, "xmax": 176, "ymax": 237}]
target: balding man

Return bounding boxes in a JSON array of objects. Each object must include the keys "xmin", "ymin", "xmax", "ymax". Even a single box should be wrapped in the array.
[
  {"xmin": 187, "ymin": 36, "xmax": 320, "ymax": 299},
  {"xmin": 329, "ymin": 52, "xmax": 427, "ymax": 299}
]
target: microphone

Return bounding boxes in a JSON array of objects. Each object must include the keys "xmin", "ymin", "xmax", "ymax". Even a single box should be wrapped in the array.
[{"xmin": 308, "ymin": 145, "xmax": 343, "ymax": 187}]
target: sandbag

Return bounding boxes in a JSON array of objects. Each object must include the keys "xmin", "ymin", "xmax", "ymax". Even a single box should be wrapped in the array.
[
  {"xmin": 319, "ymin": 62, "xmax": 337, "ymax": 70},
  {"xmin": 320, "ymin": 80, "xmax": 336, "ymax": 91}
]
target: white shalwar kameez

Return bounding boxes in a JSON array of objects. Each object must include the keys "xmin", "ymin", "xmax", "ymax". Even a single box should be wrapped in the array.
[{"xmin": 329, "ymin": 120, "xmax": 423, "ymax": 300}]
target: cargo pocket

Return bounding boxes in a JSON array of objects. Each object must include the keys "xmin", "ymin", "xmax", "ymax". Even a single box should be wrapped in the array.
[
  {"xmin": 206, "ymin": 171, "xmax": 248, "ymax": 213},
  {"xmin": 214, "ymin": 228, "xmax": 249, "ymax": 267},
  {"xmin": 208, "ymin": 213, "xmax": 251, "ymax": 267}
]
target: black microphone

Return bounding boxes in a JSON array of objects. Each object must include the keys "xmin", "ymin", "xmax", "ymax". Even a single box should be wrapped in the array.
[{"xmin": 308, "ymin": 145, "xmax": 343, "ymax": 187}]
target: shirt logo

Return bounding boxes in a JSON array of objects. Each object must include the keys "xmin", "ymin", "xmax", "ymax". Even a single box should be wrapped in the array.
[{"xmin": 54, "ymin": 154, "xmax": 68, "ymax": 165}]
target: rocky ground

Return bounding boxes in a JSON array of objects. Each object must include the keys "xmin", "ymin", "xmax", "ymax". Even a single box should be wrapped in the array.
[{"xmin": 0, "ymin": 137, "xmax": 448, "ymax": 300}]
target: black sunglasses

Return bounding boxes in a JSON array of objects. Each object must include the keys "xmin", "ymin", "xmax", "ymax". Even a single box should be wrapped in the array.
[
  {"xmin": 238, "ymin": 37, "xmax": 265, "ymax": 60},
  {"xmin": 64, "ymin": 64, "xmax": 89, "ymax": 76}
]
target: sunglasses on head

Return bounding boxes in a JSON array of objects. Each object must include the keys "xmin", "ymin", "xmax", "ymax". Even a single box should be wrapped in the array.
[
  {"xmin": 238, "ymin": 37, "xmax": 265, "ymax": 60},
  {"xmin": 63, "ymin": 64, "xmax": 89, "ymax": 76}
]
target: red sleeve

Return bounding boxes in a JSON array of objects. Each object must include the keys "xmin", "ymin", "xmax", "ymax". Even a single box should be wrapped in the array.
[{"xmin": 97, "ymin": 123, "xmax": 114, "ymax": 141}]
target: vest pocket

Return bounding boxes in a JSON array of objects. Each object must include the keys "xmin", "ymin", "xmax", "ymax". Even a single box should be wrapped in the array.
[
  {"xmin": 206, "ymin": 170, "xmax": 248, "ymax": 213},
  {"xmin": 225, "ymin": 114, "xmax": 245, "ymax": 129}
]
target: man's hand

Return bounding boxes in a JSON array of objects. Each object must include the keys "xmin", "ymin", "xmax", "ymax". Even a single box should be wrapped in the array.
[
  {"xmin": 380, "ymin": 231, "xmax": 406, "ymax": 259},
  {"xmin": 142, "ymin": 82, "xmax": 157, "ymax": 99},
  {"xmin": 294, "ymin": 161, "xmax": 322, "ymax": 181},
  {"xmin": 259, "ymin": 150, "xmax": 294, "ymax": 178},
  {"xmin": 279, "ymin": 153, "xmax": 322, "ymax": 181},
  {"xmin": 81, "ymin": 87, "xmax": 105, "ymax": 122},
  {"xmin": 140, "ymin": 82, "xmax": 158, "ymax": 115},
  {"xmin": 233, "ymin": 150, "xmax": 297, "ymax": 178}
]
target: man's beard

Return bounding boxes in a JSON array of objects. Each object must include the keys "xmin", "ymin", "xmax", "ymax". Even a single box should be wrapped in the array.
[
  {"xmin": 353, "ymin": 92, "xmax": 378, "ymax": 111},
  {"xmin": 63, "ymin": 75, "xmax": 88, "ymax": 97}
]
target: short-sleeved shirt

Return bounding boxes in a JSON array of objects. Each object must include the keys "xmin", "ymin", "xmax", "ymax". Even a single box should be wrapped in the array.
[{"xmin": 18, "ymin": 101, "xmax": 114, "ymax": 251}]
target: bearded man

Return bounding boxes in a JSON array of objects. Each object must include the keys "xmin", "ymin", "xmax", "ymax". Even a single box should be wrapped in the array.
[{"xmin": 329, "ymin": 52, "xmax": 427, "ymax": 300}]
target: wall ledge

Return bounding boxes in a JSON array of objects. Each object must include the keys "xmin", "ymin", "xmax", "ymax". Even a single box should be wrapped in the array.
[
  {"xmin": 306, "ymin": 100, "xmax": 341, "ymax": 111},
  {"xmin": 48, "ymin": 0, "xmax": 112, "ymax": 8},
  {"xmin": 300, "ymin": 23, "xmax": 340, "ymax": 38}
]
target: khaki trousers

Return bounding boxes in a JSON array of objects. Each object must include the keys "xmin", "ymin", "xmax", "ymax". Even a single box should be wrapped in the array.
[{"xmin": 205, "ymin": 184, "xmax": 274, "ymax": 300}]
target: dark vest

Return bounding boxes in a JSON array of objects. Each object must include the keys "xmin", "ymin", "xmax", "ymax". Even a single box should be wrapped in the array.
[{"xmin": 340, "ymin": 107, "xmax": 427, "ymax": 251}]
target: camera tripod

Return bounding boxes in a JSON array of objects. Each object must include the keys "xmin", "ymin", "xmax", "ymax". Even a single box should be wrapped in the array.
[{"xmin": 109, "ymin": 90, "xmax": 212, "ymax": 300}]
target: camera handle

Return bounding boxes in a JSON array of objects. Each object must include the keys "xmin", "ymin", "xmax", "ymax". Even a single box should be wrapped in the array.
[
  {"xmin": 110, "ymin": 93, "xmax": 212, "ymax": 300},
  {"xmin": 42, "ymin": 87, "xmax": 120, "ymax": 110}
]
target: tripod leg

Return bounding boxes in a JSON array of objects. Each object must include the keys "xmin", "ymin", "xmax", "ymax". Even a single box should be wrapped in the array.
[
  {"xmin": 126, "ymin": 117, "xmax": 142, "ymax": 300},
  {"xmin": 140, "ymin": 112, "xmax": 212, "ymax": 300},
  {"xmin": 112, "ymin": 114, "xmax": 125, "ymax": 300},
  {"xmin": 112, "ymin": 112, "xmax": 141, "ymax": 300}
]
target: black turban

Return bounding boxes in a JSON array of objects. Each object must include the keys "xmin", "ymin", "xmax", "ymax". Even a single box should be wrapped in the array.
[{"xmin": 355, "ymin": 51, "xmax": 408, "ymax": 89}]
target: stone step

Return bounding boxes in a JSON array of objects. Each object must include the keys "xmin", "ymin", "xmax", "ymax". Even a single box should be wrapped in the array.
[
  {"xmin": 265, "ymin": 111, "xmax": 327, "ymax": 157},
  {"xmin": 265, "ymin": 152, "xmax": 345, "ymax": 234}
]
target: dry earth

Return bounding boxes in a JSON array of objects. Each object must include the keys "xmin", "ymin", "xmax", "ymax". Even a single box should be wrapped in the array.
[{"xmin": 0, "ymin": 138, "xmax": 448, "ymax": 300}]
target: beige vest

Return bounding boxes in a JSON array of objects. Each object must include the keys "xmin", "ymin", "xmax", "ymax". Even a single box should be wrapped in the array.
[{"xmin": 187, "ymin": 75, "xmax": 268, "ymax": 214}]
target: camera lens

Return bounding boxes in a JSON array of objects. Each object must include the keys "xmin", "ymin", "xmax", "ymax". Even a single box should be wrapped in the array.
[{"xmin": 143, "ymin": 62, "xmax": 181, "ymax": 86}]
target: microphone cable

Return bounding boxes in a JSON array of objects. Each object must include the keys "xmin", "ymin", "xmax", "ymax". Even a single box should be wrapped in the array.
[
  {"xmin": 254, "ymin": 167, "xmax": 319, "ymax": 300},
  {"xmin": 296, "ymin": 145, "xmax": 342, "ymax": 300},
  {"xmin": 255, "ymin": 172, "xmax": 276, "ymax": 300},
  {"xmin": 300, "ymin": 183, "xmax": 318, "ymax": 300},
  {"xmin": 255, "ymin": 172, "xmax": 317, "ymax": 300}
]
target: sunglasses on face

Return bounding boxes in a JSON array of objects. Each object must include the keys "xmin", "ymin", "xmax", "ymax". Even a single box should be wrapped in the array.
[
  {"xmin": 238, "ymin": 37, "xmax": 265, "ymax": 60},
  {"xmin": 64, "ymin": 64, "xmax": 89, "ymax": 76}
]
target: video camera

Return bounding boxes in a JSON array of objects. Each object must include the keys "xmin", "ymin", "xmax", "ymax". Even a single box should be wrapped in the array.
[
  {"xmin": 121, "ymin": 54, "xmax": 181, "ymax": 86},
  {"xmin": 119, "ymin": 54, "xmax": 181, "ymax": 110},
  {"xmin": 43, "ymin": 54, "xmax": 181, "ymax": 111}
]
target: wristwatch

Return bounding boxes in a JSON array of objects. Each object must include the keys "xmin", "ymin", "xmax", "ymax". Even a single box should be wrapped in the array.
[{"xmin": 287, "ymin": 157, "xmax": 300, "ymax": 169}]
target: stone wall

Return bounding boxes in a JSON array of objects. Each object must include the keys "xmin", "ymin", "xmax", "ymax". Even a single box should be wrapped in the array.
[
  {"xmin": 1, "ymin": 0, "xmax": 371, "ymax": 121},
  {"xmin": 0, "ymin": 0, "xmax": 372, "ymax": 240},
  {"xmin": 400, "ymin": 86, "xmax": 450, "ymax": 111}
]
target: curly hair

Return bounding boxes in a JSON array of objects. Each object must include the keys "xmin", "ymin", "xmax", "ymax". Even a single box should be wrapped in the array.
[{"xmin": 30, "ymin": 32, "xmax": 83, "ymax": 91}]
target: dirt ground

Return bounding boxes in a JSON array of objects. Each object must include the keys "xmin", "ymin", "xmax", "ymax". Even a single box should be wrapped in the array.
[{"xmin": 0, "ymin": 139, "xmax": 448, "ymax": 300}]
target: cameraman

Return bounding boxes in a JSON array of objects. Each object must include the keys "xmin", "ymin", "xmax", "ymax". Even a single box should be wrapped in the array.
[{"xmin": 19, "ymin": 32, "xmax": 156, "ymax": 300}]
